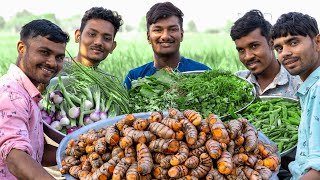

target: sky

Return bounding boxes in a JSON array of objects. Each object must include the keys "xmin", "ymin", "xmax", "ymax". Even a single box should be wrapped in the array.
[{"xmin": 1, "ymin": 0, "xmax": 320, "ymax": 31}]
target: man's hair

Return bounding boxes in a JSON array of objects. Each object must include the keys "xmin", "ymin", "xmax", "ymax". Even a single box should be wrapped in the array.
[
  {"xmin": 271, "ymin": 12, "xmax": 319, "ymax": 40},
  {"xmin": 230, "ymin": 9, "xmax": 272, "ymax": 41},
  {"xmin": 80, "ymin": 7, "xmax": 123, "ymax": 37},
  {"xmin": 20, "ymin": 19, "xmax": 69, "ymax": 44},
  {"xmin": 146, "ymin": 1, "xmax": 184, "ymax": 31}
]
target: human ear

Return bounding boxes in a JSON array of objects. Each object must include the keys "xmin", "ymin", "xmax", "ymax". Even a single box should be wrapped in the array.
[
  {"xmin": 110, "ymin": 41, "xmax": 117, "ymax": 54},
  {"xmin": 17, "ymin": 41, "xmax": 25, "ymax": 54},
  {"xmin": 75, "ymin": 29, "xmax": 81, "ymax": 43},
  {"xmin": 315, "ymin": 34, "xmax": 320, "ymax": 52},
  {"xmin": 147, "ymin": 32, "xmax": 151, "ymax": 44}
]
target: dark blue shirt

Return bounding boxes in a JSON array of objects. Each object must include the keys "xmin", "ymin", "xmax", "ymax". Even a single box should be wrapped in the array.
[{"xmin": 124, "ymin": 57, "xmax": 211, "ymax": 89}]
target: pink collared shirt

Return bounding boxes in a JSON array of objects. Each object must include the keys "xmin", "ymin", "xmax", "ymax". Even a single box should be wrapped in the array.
[{"xmin": 0, "ymin": 64, "xmax": 44, "ymax": 180}]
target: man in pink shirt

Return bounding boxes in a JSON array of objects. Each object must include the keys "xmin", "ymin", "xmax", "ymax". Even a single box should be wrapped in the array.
[{"xmin": 0, "ymin": 19, "xmax": 69, "ymax": 179}]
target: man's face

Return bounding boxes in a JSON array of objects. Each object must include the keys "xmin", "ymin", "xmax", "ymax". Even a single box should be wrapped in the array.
[
  {"xmin": 76, "ymin": 19, "xmax": 116, "ymax": 67},
  {"xmin": 235, "ymin": 28, "xmax": 275, "ymax": 76},
  {"xmin": 273, "ymin": 34, "xmax": 320, "ymax": 81},
  {"xmin": 17, "ymin": 36, "xmax": 66, "ymax": 87},
  {"xmin": 147, "ymin": 16, "xmax": 183, "ymax": 57}
]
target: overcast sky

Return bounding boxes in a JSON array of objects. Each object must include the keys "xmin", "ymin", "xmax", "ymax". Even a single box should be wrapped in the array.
[{"xmin": 1, "ymin": 0, "xmax": 319, "ymax": 31}]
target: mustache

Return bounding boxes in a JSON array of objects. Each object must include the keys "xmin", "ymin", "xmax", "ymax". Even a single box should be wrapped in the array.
[
  {"xmin": 245, "ymin": 58, "xmax": 257, "ymax": 66},
  {"xmin": 282, "ymin": 57, "xmax": 298, "ymax": 65},
  {"xmin": 90, "ymin": 45, "xmax": 104, "ymax": 52}
]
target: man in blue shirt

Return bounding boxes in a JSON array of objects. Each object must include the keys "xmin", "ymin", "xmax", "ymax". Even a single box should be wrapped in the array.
[
  {"xmin": 271, "ymin": 12, "xmax": 320, "ymax": 180},
  {"xmin": 123, "ymin": 2, "xmax": 211, "ymax": 90}
]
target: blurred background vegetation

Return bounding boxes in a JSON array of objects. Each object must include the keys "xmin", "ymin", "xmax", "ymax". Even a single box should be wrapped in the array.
[{"xmin": 0, "ymin": 10, "xmax": 243, "ymax": 82}]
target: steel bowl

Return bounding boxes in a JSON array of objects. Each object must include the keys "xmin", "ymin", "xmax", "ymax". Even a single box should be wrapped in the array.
[{"xmin": 57, "ymin": 111, "xmax": 279, "ymax": 180}]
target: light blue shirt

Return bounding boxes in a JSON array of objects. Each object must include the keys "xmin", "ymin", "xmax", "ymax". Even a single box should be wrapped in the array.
[
  {"xmin": 289, "ymin": 66, "xmax": 320, "ymax": 180},
  {"xmin": 235, "ymin": 65, "xmax": 302, "ymax": 99}
]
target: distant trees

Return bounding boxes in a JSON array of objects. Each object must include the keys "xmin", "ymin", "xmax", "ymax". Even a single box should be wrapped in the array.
[{"xmin": 0, "ymin": 10, "xmax": 233, "ymax": 34}]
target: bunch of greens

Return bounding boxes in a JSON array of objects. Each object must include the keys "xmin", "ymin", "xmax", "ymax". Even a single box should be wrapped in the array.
[
  {"xmin": 128, "ymin": 69, "xmax": 255, "ymax": 118},
  {"xmin": 41, "ymin": 61, "xmax": 129, "ymax": 134}
]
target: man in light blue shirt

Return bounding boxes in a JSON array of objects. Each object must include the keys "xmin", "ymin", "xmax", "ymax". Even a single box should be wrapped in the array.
[{"xmin": 271, "ymin": 12, "xmax": 320, "ymax": 180}]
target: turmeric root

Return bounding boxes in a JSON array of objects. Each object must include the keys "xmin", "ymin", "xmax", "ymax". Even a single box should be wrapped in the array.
[
  {"xmin": 126, "ymin": 162, "xmax": 139, "ymax": 180},
  {"xmin": 148, "ymin": 122, "xmax": 175, "ymax": 139},
  {"xmin": 152, "ymin": 153, "xmax": 166, "ymax": 164},
  {"xmin": 197, "ymin": 118, "xmax": 210, "ymax": 133},
  {"xmin": 125, "ymin": 145, "xmax": 137, "ymax": 161},
  {"xmin": 105, "ymin": 124, "xmax": 120, "ymax": 146},
  {"xmin": 217, "ymin": 150, "xmax": 234, "ymax": 175},
  {"xmin": 242, "ymin": 166, "xmax": 262, "ymax": 180},
  {"xmin": 152, "ymin": 164, "xmax": 169, "ymax": 179},
  {"xmin": 189, "ymin": 146, "xmax": 207, "ymax": 157},
  {"xmin": 116, "ymin": 114, "xmax": 136, "ymax": 131},
  {"xmin": 255, "ymin": 165, "xmax": 272, "ymax": 180},
  {"xmin": 227, "ymin": 119, "xmax": 243, "ymax": 140},
  {"xmin": 175, "ymin": 130, "xmax": 185, "ymax": 141},
  {"xmin": 149, "ymin": 111, "xmax": 164, "ymax": 123},
  {"xmin": 181, "ymin": 119, "xmax": 198, "ymax": 145},
  {"xmin": 258, "ymin": 142, "xmax": 278, "ymax": 158},
  {"xmin": 184, "ymin": 155, "xmax": 199, "ymax": 169},
  {"xmin": 168, "ymin": 165, "xmax": 188, "ymax": 178},
  {"xmin": 184, "ymin": 109, "xmax": 202, "ymax": 126},
  {"xmin": 207, "ymin": 114, "xmax": 230, "ymax": 144},
  {"xmin": 133, "ymin": 118, "xmax": 150, "ymax": 130},
  {"xmin": 94, "ymin": 137, "xmax": 107, "ymax": 155},
  {"xmin": 226, "ymin": 167, "xmax": 248, "ymax": 180},
  {"xmin": 232, "ymin": 153, "xmax": 248, "ymax": 166},
  {"xmin": 112, "ymin": 157, "xmax": 133, "ymax": 180},
  {"xmin": 245, "ymin": 154, "xmax": 259, "ymax": 168},
  {"xmin": 170, "ymin": 141, "xmax": 189, "ymax": 166},
  {"xmin": 119, "ymin": 136, "xmax": 133, "ymax": 149},
  {"xmin": 160, "ymin": 155, "xmax": 173, "ymax": 168},
  {"xmin": 168, "ymin": 107, "xmax": 184, "ymax": 120},
  {"xmin": 260, "ymin": 153, "xmax": 280, "ymax": 171},
  {"xmin": 88, "ymin": 152, "xmax": 104, "ymax": 171},
  {"xmin": 188, "ymin": 131, "xmax": 207, "ymax": 149},
  {"xmin": 60, "ymin": 156, "xmax": 81, "ymax": 174},
  {"xmin": 90, "ymin": 156, "xmax": 121, "ymax": 180},
  {"xmin": 111, "ymin": 146, "xmax": 124, "ymax": 158},
  {"xmin": 189, "ymin": 153, "xmax": 212, "ymax": 178},
  {"xmin": 205, "ymin": 139, "xmax": 222, "ymax": 159},
  {"xmin": 161, "ymin": 117, "xmax": 182, "ymax": 131},
  {"xmin": 136, "ymin": 143, "xmax": 153, "ymax": 174},
  {"xmin": 242, "ymin": 122, "xmax": 258, "ymax": 152},
  {"xmin": 206, "ymin": 167, "xmax": 226, "ymax": 180},
  {"xmin": 65, "ymin": 139, "xmax": 86, "ymax": 157},
  {"xmin": 122, "ymin": 125, "xmax": 156, "ymax": 143},
  {"xmin": 149, "ymin": 138, "xmax": 180, "ymax": 154}
]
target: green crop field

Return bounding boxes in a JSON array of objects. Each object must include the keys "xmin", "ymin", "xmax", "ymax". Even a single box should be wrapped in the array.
[{"xmin": 0, "ymin": 32, "xmax": 244, "ymax": 82}]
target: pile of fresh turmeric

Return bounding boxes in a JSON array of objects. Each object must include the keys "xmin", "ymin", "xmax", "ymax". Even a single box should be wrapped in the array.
[{"xmin": 60, "ymin": 108, "xmax": 280, "ymax": 180}]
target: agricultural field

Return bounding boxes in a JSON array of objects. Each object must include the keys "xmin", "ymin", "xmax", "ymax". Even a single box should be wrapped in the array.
[{"xmin": 0, "ymin": 32, "xmax": 244, "ymax": 82}]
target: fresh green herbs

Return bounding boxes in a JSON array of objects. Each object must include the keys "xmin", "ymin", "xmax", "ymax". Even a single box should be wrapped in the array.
[{"xmin": 128, "ymin": 69, "xmax": 255, "ymax": 118}]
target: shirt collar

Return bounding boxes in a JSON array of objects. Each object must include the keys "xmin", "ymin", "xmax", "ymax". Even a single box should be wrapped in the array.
[
  {"xmin": 247, "ymin": 65, "xmax": 289, "ymax": 86},
  {"xmin": 8, "ymin": 64, "xmax": 42, "ymax": 103},
  {"xmin": 296, "ymin": 66, "xmax": 320, "ymax": 96}
]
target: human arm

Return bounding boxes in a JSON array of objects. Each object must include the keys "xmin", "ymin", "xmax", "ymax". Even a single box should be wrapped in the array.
[
  {"xmin": 300, "ymin": 85, "xmax": 320, "ymax": 179},
  {"xmin": 41, "ymin": 143, "xmax": 58, "ymax": 166},
  {"xmin": 6, "ymin": 149, "xmax": 55, "ymax": 180},
  {"xmin": 300, "ymin": 169, "xmax": 320, "ymax": 180}
]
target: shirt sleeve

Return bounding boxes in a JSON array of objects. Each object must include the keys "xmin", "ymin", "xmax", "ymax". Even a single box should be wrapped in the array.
[
  {"xmin": 0, "ymin": 88, "xmax": 33, "ymax": 161},
  {"xmin": 124, "ymin": 71, "xmax": 133, "ymax": 90},
  {"xmin": 304, "ymin": 83, "xmax": 320, "ymax": 172}
]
